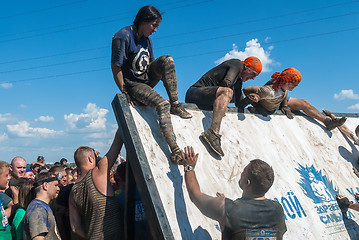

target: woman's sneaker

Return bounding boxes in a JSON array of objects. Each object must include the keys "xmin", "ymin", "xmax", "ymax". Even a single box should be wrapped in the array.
[
  {"xmin": 170, "ymin": 103, "xmax": 192, "ymax": 119},
  {"xmin": 322, "ymin": 110, "xmax": 333, "ymax": 117},
  {"xmin": 170, "ymin": 148, "xmax": 184, "ymax": 165},
  {"xmin": 324, "ymin": 117, "xmax": 347, "ymax": 131}
]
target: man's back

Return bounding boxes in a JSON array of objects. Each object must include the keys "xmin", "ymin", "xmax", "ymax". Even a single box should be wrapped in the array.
[
  {"xmin": 72, "ymin": 169, "xmax": 123, "ymax": 240},
  {"xmin": 222, "ymin": 198, "xmax": 286, "ymax": 240},
  {"xmin": 192, "ymin": 59, "xmax": 243, "ymax": 88}
]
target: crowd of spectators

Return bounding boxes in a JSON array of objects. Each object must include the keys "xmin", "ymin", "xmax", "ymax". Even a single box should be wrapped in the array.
[{"xmin": 0, "ymin": 145, "xmax": 135, "ymax": 240}]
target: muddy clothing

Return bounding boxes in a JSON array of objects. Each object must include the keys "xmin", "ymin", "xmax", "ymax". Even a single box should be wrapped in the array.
[
  {"xmin": 222, "ymin": 198, "xmax": 286, "ymax": 240},
  {"xmin": 112, "ymin": 26, "xmax": 180, "ymax": 151},
  {"xmin": 112, "ymin": 25, "xmax": 154, "ymax": 87},
  {"xmin": 254, "ymin": 85, "xmax": 288, "ymax": 112},
  {"xmin": 72, "ymin": 169, "xmax": 123, "ymax": 240},
  {"xmin": 111, "ymin": 26, "xmax": 178, "ymax": 102},
  {"xmin": 185, "ymin": 59, "xmax": 244, "ymax": 108},
  {"xmin": 23, "ymin": 199, "xmax": 61, "ymax": 240}
]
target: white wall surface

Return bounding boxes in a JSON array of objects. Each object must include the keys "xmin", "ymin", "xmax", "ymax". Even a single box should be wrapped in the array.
[{"xmin": 130, "ymin": 105, "xmax": 359, "ymax": 240}]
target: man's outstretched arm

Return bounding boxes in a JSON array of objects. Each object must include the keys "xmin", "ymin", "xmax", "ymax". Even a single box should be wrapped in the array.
[
  {"xmin": 93, "ymin": 129, "xmax": 123, "ymax": 195},
  {"xmin": 98, "ymin": 128, "xmax": 123, "ymax": 174},
  {"xmin": 182, "ymin": 146, "xmax": 226, "ymax": 229}
]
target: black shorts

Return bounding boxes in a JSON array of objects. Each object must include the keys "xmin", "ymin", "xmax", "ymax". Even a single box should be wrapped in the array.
[{"xmin": 185, "ymin": 86, "xmax": 219, "ymax": 110}]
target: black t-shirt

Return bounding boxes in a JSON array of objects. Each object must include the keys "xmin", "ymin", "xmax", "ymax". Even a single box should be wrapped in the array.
[
  {"xmin": 55, "ymin": 184, "xmax": 74, "ymax": 240},
  {"xmin": 192, "ymin": 59, "xmax": 243, "ymax": 88},
  {"xmin": 191, "ymin": 59, "xmax": 244, "ymax": 105},
  {"xmin": 222, "ymin": 197, "xmax": 287, "ymax": 240},
  {"xmin": 56, "ymin": 183, "xmax": 74, "ymax": 207},
  {"xmin": 111, "ymin": 25, "xmax": 154, "ymax": 87}
]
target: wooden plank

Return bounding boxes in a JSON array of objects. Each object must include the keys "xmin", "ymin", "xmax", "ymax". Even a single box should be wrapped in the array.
[
  {"xmin": 124, "ymin": 153, "xmax": 136, "ymax": 240},
  {"xmin": 112, "ymin": 93, "xmax": 174, "ymax": 240}
]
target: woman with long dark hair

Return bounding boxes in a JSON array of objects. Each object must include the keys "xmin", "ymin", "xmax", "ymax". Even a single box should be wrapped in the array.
[
  {"xmin": 111, "ymin": 6, "xmax": 191, "ymax": 164},
  {"xmin": 11, "ymin": 180, "xmax": 34, "ymax": 240}
]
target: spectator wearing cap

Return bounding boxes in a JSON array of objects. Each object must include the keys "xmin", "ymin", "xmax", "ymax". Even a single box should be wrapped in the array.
[
  {"xmin": 185, "ymin": 57, "xmax": 262, "ymax": 157},
  {"xmin": 23, "ymin": 172, "xmax": 61, "ymax": 240},
  {"xmin": 24, "ymin": 169, "xmax": 35, "ymax": 180},
  {"xmin": 0, "ymin": 161, "xmax": 11, "ymax": 239},
  {"xmin": 60, "ymin": 158, "xmax": 68, "ymax": 168},
  {"xmin": 31, "ymin": 156, "xmax": 45, "ymax": 168}
]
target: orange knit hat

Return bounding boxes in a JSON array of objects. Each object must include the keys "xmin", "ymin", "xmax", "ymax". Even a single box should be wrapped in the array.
[
  {"xmin": 270, "ymin": 67, "xmax": 302, "ymax": 89},
  {"xmin": 242, "ymin": 56, "xmax": 262, "ymax": 74}
]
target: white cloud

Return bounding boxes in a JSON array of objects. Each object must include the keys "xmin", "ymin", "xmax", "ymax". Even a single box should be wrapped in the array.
[
  {"xmin": 64, "ymin": 103, "xmax": 108, "ymax": 132},
  {"xmin": 89, "ymin": 141, "xmax": 109, "ymax": 149},
  {"xmin": 264, "ymin": 37, "xmax": 271, "ymax": 43},
  {"xmin": 88, "ymin": 123, "xmax": 117, "ymax": 139},
  {"xmin": 0, "ymin": 83, "xmax": 13, "ymax": 89},
  {"xmin": 348, "ymin": 103, "xmax": 359, "ymax": 110},
  {"xmin": 0, "ymin": 113, "xmax": 15, "ymax": 123},
  {"xmin": 35, "ymin": 116, "xmax": 55, "ymax": 122},
  {"xmin": 88, "ymin": 132, "xmax": 110, "ymax": 139},
  {"xmin": 334, "ymin": 89, "xmax": 359, "ymax": 100},
  {"xmin": 19, "ymin": 104, "xmax": 27, "ymax": 109},
  {"xmin": 215, "ymin": 39, "xmax": 276, "ymax": 72},
  {"xmin": 0, "ymin": 133, "xmax": 8, "ymax": 142},
  {"xmin": 7, "ymin": 121, "xmax": 62, "ymax": 137}
]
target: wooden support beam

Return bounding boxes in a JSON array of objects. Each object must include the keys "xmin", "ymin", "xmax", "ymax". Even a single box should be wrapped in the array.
[
  {"xmin": 112, "ymin": 93, "xmax": 174, "ymax": 240},
  {"xmin": 124, "ymin": 153, "xmax": 136, "ymax": 240}
]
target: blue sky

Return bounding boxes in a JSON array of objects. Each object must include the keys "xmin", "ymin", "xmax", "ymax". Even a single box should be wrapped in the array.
[{"xmin": 1, "ymin": 0, "xmax": 358, "ymax": 164}]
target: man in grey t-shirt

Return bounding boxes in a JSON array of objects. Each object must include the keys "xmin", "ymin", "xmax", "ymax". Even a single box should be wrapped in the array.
[
  {"xmin": 23, "ymin": 172, "xmax": 61, "ymax": 240},
  {"xmin": 182, "ymin": 146, "xmax": 286, "ymax": 239}
]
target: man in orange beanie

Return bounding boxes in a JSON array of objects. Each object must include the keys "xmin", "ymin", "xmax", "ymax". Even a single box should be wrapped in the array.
[{"xmin": 185, "ymin": 57, "xmax": 262, "ymax": 157}]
